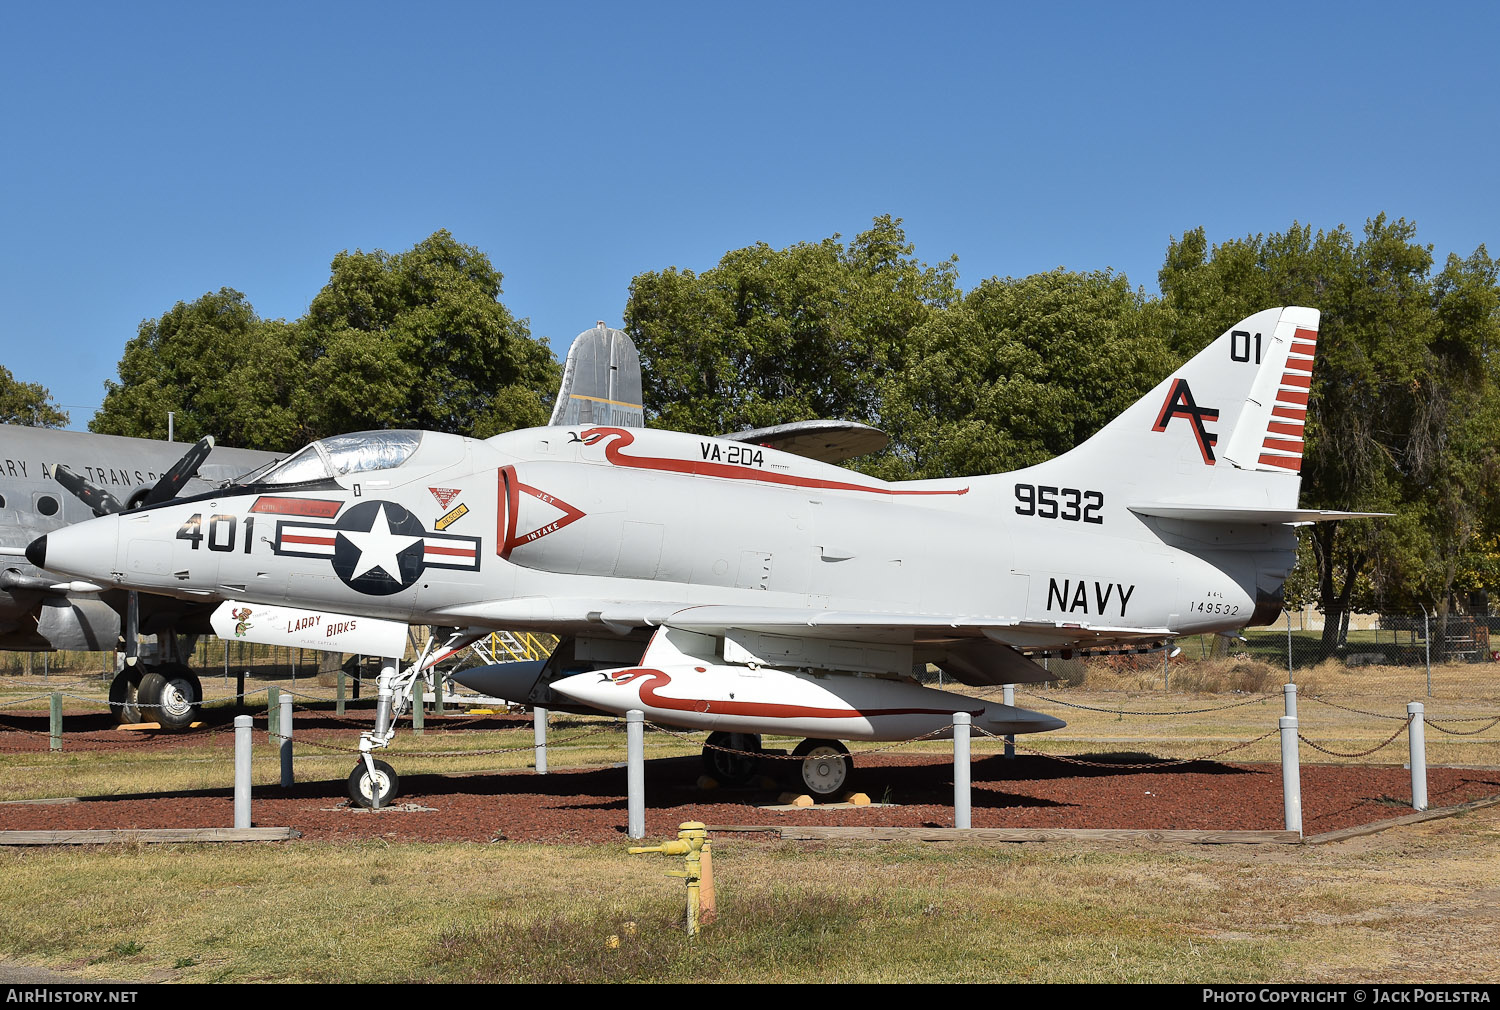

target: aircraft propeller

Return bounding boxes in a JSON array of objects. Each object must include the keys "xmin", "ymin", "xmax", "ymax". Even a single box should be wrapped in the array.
[
  {"xmin": 54, "ymin": 435, "xmax": 215, "ymax": 517},
  {"xmin": 47, "ymin": 435, "xmax": 219, "ymax": 730}
]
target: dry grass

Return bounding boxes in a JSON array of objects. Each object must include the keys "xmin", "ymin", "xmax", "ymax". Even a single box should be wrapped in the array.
[
  {"xmin": 1, "ymin": 658, "xmax": 1499, "ymax": 982},
  {"xmin": 1, "ymin": 806, "xmax": 1498, "ymax": 983}
]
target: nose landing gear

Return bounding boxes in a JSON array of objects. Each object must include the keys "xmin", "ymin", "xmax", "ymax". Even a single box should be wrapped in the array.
[{"xmin": 348, "ymin": 758, "xmax": 399, "ymax": 808}]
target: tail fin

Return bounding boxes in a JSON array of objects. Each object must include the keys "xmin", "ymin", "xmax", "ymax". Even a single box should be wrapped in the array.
[
  {"xmin": 548, "ymin": 324, "xmax": 645, "ymax": 428},
  {"xmin": 1023, "ymin": 306, "xmax": 1319, "ymax": 509}
]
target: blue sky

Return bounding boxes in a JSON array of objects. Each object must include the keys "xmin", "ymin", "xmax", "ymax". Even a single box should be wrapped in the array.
[{"xmin": 2, "ymin": 1, "xmax": 1496, "ymax": 432}]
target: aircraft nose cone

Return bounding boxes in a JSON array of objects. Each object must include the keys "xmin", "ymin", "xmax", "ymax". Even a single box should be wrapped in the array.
[{"xmin": 24, "ymin": 535, "xmax": 46, "ymax": 569}]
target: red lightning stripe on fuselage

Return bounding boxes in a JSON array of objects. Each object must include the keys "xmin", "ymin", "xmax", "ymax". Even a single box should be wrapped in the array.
[
  {"xmin": 609, "ymin": 669, "xmax": 983, "ymax": 720},
  {"xmin": 578, "ymin": 428, "xmax": 968, "ymax": 496}
]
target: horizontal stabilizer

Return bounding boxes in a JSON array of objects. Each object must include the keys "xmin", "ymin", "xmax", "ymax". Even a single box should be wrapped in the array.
[
  {"xmin": 1130, "ymin": 503, "xmax": 1393, "ymax": 524},
  {"xmin": 722, "ymin": 419, "xmax": 889, "ymax": 463}
]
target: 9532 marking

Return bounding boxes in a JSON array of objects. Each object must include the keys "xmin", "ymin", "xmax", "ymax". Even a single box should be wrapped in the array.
[
  {"xmin": 1014, "ymin": 484, "xmax": 1103, "ymax": 523},
  {"xmin": 1189, "ymin": 600, "xmax": 1240, "ymax": 616}
]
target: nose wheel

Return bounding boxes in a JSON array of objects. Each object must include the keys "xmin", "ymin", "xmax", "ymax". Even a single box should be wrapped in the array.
[
  {"xmin": 793, "ymin": 738, "xmax": 852, "ymax": 796},
  {"xmin": 107, "ymin": 668, "xmax": 143, "ymax": 725},
  {"xmin": 347, "ymin": 758, "xmax": 399, "ymax": 809}
]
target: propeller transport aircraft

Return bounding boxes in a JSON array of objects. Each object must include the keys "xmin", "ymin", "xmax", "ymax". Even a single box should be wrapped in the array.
[
  {"xmin": 0, "ymin": 429, "xmax": 277, "ymax": 726},
  {"xmin": 24, "ymin": 307, "xmax": 1380, "ymax": 806}
]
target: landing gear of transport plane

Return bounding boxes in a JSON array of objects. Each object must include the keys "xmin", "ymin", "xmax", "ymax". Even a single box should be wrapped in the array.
[
  {"xmin": 793, "ymin": 738, "xmax": 852, "ymax": 796},
  {"xmin": 701, "ymin": 732, "xmax": 763, "ymax": 785},
  {"xmin": 107, "ymin": 666, "xmax": 143, "ymax": 725},
  {"xmin": 137, "ymin": 663, "xmax": 203, "ymax": 730}
]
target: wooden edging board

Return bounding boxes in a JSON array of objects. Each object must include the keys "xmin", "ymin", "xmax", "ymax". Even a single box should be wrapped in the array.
[
  {"xmin": 712, "ymin": 826, "xmax": 1301, "ymax": 844},
  {"xmin": 714, "ymin": 793, "xmax": 1500, "ymax": 845},
  {"xmin": 1302, "ymin": 793, "xmax": 1500, "ymax": 845},
  {"xmin": 0, "ymin": 827, "xmax": 300, "ymax": 846}
]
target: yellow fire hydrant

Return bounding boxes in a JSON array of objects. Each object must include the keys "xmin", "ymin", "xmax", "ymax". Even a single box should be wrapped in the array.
[{"xmin": 628, "ymin": 821, "xmax": 716, "ymax": 936}]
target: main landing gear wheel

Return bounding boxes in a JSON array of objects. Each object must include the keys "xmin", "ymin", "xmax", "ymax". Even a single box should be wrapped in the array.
[
  {"xmin": 107, "ymin": 668, "xmax": 143, "ymax": 725},
  {"xmin": 348, "ymin": 759, "xmax": 399, "ymax": 809},
  {"xmin": 702, "ymin": 732, "xmax": 763, "ymax": 786},
  {"xmin": 137, "ymin": 664, "xmax": 202, "ymax": 731},
  {"xmin": 793, "ymin": 738, "xmax": 852, "ymax": 797}
]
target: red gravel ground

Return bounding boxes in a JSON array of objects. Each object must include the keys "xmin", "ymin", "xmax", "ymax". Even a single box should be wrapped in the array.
[{"xmin": 3, "ymin": 712, "xmax": 1497, "ymax": 842}]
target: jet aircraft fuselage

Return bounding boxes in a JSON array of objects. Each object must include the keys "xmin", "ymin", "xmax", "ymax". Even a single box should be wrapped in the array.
[{"xmin": 26, "ymin": 423, "xmax": 1280, "ymax": 647}]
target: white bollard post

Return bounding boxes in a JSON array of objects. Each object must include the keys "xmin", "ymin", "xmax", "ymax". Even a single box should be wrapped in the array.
[
  {"xmin": 533, "ymin": 706, "xmax": 549, "ymax": 775},
  {"xmin": 1002, "ymin": 684, "xmax": 1015, "ymax": 759},
  {"xmin": 953, "ymin": 712, "xmax": 972, "ymax": 829},
  {"xmin": 279, "ymin": 691, "xmax": 294, "ymax": 788},
  {"xmin": 1408, "ymin": 701, "xmax": 1428, "ymax": 811},
  {"xmin": 234, "ymin": 714, "xmax": 252, "ymax": 828},
  {"xmin": 1284, "ymin": 681, "xmax": 1298, "ymax": 720},
  {"xmin": 1280, "ymin": 715, "xmax": 1302, "ymax": 835},
  {"xmin": 626, "ymin": 710, "xmax": 645, "ymax": 840}
]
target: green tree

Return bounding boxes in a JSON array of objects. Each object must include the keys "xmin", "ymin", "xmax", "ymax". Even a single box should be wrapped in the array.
[
  {"xmin": 91, "ymin": 288, "xmax": 298, "ymax": 448},
  {"xmin": 873, "ymin": 269, "xmax": 1175, "ymax": 480},
  {"xmin": 0, "ymin": 366, "xmax": 68, "ymax": 427},
  {"xmin": 92, "ymin": 232, "xmax": 558, "ymax": 452},
  {"xmin": 625, "ymin": 215, "xmax": 959, "ymax": 436},
  {"xmin": 1159, "ymin": 217, "xmax": 1500, "ymax": 650},
  {"xmin": 297, "ymin": 230, "xmax": 557, "ymax": 441}
]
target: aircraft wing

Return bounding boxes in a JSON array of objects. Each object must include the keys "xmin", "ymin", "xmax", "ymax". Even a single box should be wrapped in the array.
[
  {"xmin": 433, "ymin": 599, "xmax": 1169, "ymax": 653},
  {"xmin": 659, "ymin": 605, "xmax": 1170, "ymax": 650}
]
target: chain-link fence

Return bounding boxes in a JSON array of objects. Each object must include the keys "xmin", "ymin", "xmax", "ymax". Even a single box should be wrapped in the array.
[{"xmin": 904, "ymin": 610, "xmax": 1499, "ymax": 701}]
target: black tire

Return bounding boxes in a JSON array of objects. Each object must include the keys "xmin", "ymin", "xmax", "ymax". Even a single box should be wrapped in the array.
[
  {"xmin": 792, "ymin": 738, "xmax": 852, "ymax": 797},
  {"xmin": 138, "ymin": 664, "xmax": 201, "ymax": 731},
  {"xmin": 701, "ymin": 731, "xmax": 762, "ymax": 786},
  {"xmin": 107, "ymin": 668, "xmax": 143, "ymax": 725},
  {"xmin": 348, "ymin": 759, "xmax": 399, "ymax": 809}
]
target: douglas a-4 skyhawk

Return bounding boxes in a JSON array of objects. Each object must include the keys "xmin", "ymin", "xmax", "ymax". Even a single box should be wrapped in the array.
[{"xmin": 26, "ymin": 307, "xmax": 1379, "ymax": 805}]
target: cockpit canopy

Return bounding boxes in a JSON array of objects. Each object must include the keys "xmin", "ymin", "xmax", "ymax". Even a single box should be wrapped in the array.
[{"xmin": 243, "ymin": 431, "xmax": 424, "ymax": 486}]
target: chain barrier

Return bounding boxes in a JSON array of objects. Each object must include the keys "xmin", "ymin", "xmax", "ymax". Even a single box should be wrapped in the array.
[
  {"xmin": 6, "ymin": 677, "xmax": 106, "ymax": 690},
  {"xmin": 644, "ymin": 721, "xmax": 952, "ymax": 761},
  {"xmin": 1300, "ymin": 695, "xmax": 1409, "ymax": 721},
  {"xmin": 974, "ymin": 724, "xmax": 1280, "ymax": 768},
  {"xmin": 1013, "ymin": 688, "xmax": 1275, "ymax": 717},
  {"xmin": 266, "ymin": 721, "xmax": 621, "ymax": 758},
  {"xmin": 0, "ymin": 719, "xmax": 236, "ymax": 750},
  {"xmin": 1297, "ymin": 717, "xmax": 1412, "ymax": 758},
  {"xmin": 1425, "ymin": 715, "xmax": 1500, "ymax": 737},
  {"xmin": 0, "ymin": 694, "xmax": 56, "ymax": 709}
]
